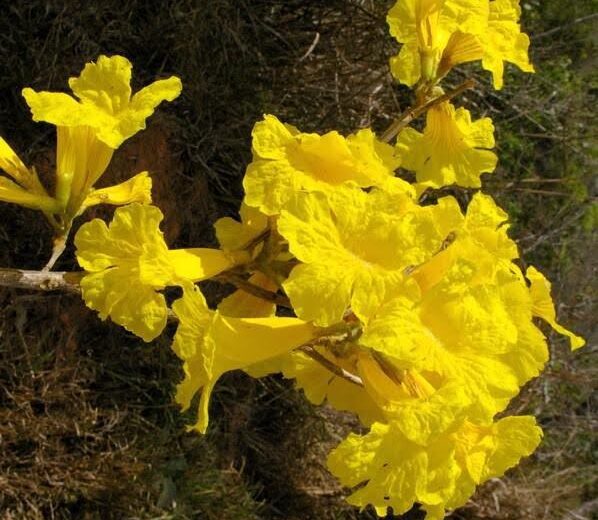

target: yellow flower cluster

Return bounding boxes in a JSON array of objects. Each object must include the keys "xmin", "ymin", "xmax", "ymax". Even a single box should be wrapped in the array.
[
  {"xmin": 234, "ymin": 121, "xmax": 582, "ymax": 518},
  {"xmin": 15, "ymin": 4, "xmax": 576, "ymax": 517},
  {"xmin": 73, "ymin": 108, "xmax": 582, "ymax": 520},
  {"xmin": 386, "ymin": 0, "xmax": 536, "ymax": 191}
]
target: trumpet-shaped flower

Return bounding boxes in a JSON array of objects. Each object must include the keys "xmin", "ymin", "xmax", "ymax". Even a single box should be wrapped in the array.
[
  {"xmin": 172, "ymin": 285, "xmax": 317, "ymax": 433},
  {"xmin": 387, "ymin": 1, "xmax": 533, "ymax": 89},
  {"xmin": 387, "ymin": 0, "xmax": 488, "ymax": 86},
  {"xmin": 52, "ymin": 125, "xmax": 116, "ymax": 212},
  {"xmin": 75, "ymin": 203, "xmax": 235, "ymax": 341},
  {"xmin": 359, "ymin": 260, "xmax": 549, "ymax": 435},
  {"xmin": 412, "ymin": 192, "xmax": 519, "ymax": 291},
  {"xmin": 16, "ymin": 55, "xmax": 180, "ymax": 222},
  {"xmin": 328, "ymin": 416, "xmax": 542, "ymax": 519},
  {"xmin": 396, "ymin": 102, "xmax": 497, "ymax": 189},
  {"xmin": 526, "ymin": 266, "xmax": 585, "ymax": 350},
  {"xmin": 243, "ymin": 114, "xmax": 402, "ymax": 215},
  {"xmin": 278, "ymin": 185, "xmax": 462, "ymax": 326}
]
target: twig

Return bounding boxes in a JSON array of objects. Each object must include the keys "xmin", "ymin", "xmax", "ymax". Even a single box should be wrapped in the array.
[
  {"xmin": 0, "ymin": 268, "xmax": 81, "ymax": 293},
  {"xmin": 381, "ymin": 79, "xmax": 476, "ymax": 143},
  {"xmin": 215, "ymin": 272, "xmax": 293, "ymax": 308},
  {"xmin": 506, "ymin": 188, "xmax": 571, "ymax": 196},
  {"xmin": 241, "ymin": 228, "xmax": 270, "ymax": 251},
  {"xmin": 299, "ymin": 345, "xmax": 364, "ymax": 387},
  {"xmin": 521, "ymin": 207, "xmax": 588, "ymax": 254},
  {"xmin": 532, "ymin": 13, "xmax": 598, "ymax": 40},
  {"xmin": 43, "ymin": 233, "xmax": 69, "ymax": 272},
  {"xmin": 0, "ymin": 266, "xmax": 292, "ymax": 309},
  {"xmin": 299, "ymin": 32, "xmax": 320, "ymax": 62}
]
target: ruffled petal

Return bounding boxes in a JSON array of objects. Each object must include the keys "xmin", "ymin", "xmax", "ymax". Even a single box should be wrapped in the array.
[
  {"xmin": 389, "ymin": 42, "xmax": 422, "ymax": 86},
  {"xmin": 480, "ymin": 0, "xmax": 534, "ymax": 89},
  {"xmin": 526, "ymin": 266, "xmax": 585, "ymax": 350},
  {"xmin": 284, "ymin": 262, "xmax": 355, "ymax": 326},
  {"xmin": 22, "ymin": 88, "xmax": 105, "ymax": 128},
  {"xmin": 23, "ymin": 55, "xmax": 182, "ymax": 148},
  {"xmin": 244, "ymin": 115, "xmax": 396, "ymax": 214},
  {"xmin": 68, "ymin": 55, "xmax": 133, "ymax": 111},
  {"xmin": 80, "ymin": 171, "xmax": 152, "ymax": 212},
  {"xmin": 80, "ymin": 267, "xmax": 168, "ymax": 342}
]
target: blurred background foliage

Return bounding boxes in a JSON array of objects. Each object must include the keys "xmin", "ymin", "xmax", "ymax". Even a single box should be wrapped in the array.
[{"xmin": 0, "ymin": 1, "xmax": 595, "ymax": 518}]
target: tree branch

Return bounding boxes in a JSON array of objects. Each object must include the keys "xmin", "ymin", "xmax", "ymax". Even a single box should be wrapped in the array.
[
  {"xmin": 216, "ymin": 272, "xmax": 292, "ymax": 308},
  {"xmin": 0, "ymin": 267, "xmax": 293, "ymax": 310},
  {"xmin": 299, "ymin": 345, "xmax": 364, "ymax": 387},
  {"xmin": 381, "ymin": 79, "xmax": 476, "ymax": 143},
  {"xmin": 0, "ymin": 268, "xmax": 82, "ymax": 294}
]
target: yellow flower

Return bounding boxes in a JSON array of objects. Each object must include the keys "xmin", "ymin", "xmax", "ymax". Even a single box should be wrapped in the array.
[
  {"xmin": 52, "ymin": 125, "xmax": 116, "ymax": 212},
  {"xmin": 526, "ymin": 266, "xmax": 585, "ymax": 350},
  {"xmin": 359, "ymin": 260, "xmax": 549, "ymax": 435},
  {"xmin": 17, "ymin": 55, "xmax": 180, "ymax": 222},
  {"xmin": 172, "ymin": 285, "xmax": 317, "ymax": 433},
  {"xmin": 387, "ymin": 0, "xmax": 488, "ymax": 86},
  {"xmin": 327, "ymin": 415, "xmax": 542, "ymax": 519},
  {"xmin": 480, "ymin": 0, "xmax": 535, "ymax": 90},
  {"xmin": 75, "ymin": 203, "xmax": 235, "ymax": 342},
  {"xmin": 396, "ymin": 102, "xmax": 497, "ymax": 189},
  {"xmin": 277, "ymin": 185, "xmax": 461, "ymax": 326},
  {"xmin": 387, "ymin": 1, "xmax": 533, "ymax": 89},
  {"xmin": 243, "ymin": 114, "xmax": 401, "ymax": 215},
  {"xmin": 412, "ymin": 192, "xmax": 519, "ymax": 291}
]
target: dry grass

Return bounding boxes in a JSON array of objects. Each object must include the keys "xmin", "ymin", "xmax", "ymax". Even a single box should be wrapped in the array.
[{"xmin": 0, "ymin": 0, "xmax": 595, "ymax": 518}]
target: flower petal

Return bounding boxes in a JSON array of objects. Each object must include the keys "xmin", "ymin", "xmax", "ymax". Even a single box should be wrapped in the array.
[
  {"xmin": 397, "ymin": 102, "xmax": 497, "ymax": 189},
  {"xmin": 214, "ymin": 202, "xmax": 269, "ymax": 252},
  {"xmin": 0, "ymin": 136, "xmax": 41, "ymax": 191},
  {"xmin": 166, "ymin": 248, "xmax": 235, "ymax": 282},
  {"xmin": 80, "ymin": 171, "xmax": 152, "ymax": 212},
  {"xmin": 0, "ymin": 177, "xmax": 60, "ymax": 212},
  {"xmin": 526, "ymin": 266, "xmax": 585, "ymax": 350},
  {"xmin": 69, "ymin": 55, "xmax": 133, "ymax": 111},
  {"xmin": 80, "ymin": 267, "xmax": 168, "ymax": 342}
]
